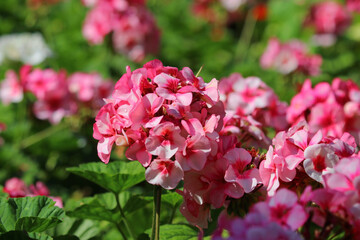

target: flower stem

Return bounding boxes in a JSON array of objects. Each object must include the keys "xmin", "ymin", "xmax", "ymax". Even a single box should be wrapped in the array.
[
  {"xmin": 234, "ymin": 7, "xmax": 257, "ymax": 62},
  {"xmin": 151, "ymin": 185, "xmax": 162, "ymax": 240},
  {"xmin": 19, "ymin": 122, "xmax": 67, "ymax": 149},
  {"xmin": 114, "ymin": 192, "xmax": 135, "ymax": 239}
]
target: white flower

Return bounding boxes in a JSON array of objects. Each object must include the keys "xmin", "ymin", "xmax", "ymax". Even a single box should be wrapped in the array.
[{"xmin": 0, "ymin": 33, "xmax": 52, "ymax": 65}]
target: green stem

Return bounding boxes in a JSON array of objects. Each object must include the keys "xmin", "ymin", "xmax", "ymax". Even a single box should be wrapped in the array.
[
  {"xmin": 19, "ymin": 122, "xmax": 67, "ymax": 149},
  {"xmin": 151, "ymin": 185, "xmax": 162, "ymax": 240},
  {"xmin": 168, "ymin": 205, "xmax": 177, "ymax": 224},
  {"xmin": 115, "ymin": 222, "xmax": 128, "ymax": 240},
  {"xmin": 115, "ymin": 192, "xmax": 135, "ymax": 239},
  {"xmin": 234, "ymin": 8, "xmax": 257, "ymax": 62}
]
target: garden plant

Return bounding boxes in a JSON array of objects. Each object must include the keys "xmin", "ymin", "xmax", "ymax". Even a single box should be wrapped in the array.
[{"xmin": 1, "ymin": 0, "xmax": 360, "ymax": 239}]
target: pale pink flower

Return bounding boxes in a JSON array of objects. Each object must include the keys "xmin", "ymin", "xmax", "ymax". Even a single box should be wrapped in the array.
[
  {"xmin": 0, "ymin": 70, "xmax": 23, "ymax": 105},
  {"xmin": 145, "ymin": 159, "xmax": 184, "ymax": 189},
  {"xmin": 303, "ymin": 144, "xmax": 339, "ymax": 182}
]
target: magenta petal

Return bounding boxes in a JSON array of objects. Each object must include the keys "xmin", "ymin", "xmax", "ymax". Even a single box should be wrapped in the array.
[{"xmin": 271, "ymin": 188, "xmax": 298, "ymax": 208}]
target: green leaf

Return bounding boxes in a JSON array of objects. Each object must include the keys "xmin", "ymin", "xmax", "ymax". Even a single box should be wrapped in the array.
[
  {"xmin": 145, "ymin": 224, "xmax": 198, "ymax": 240},
  {"xmin": 66, "ymin": 192, "xmax": 151, "ymax": 223},
  {"xmin": 161, "ymin": 192, "xmax": 183, "ymax": 208},
  {"xmin": 67, "ymin": 161, "xmax": 145, "ymax": 193},
  {"xmin": 0, "ymin": 196, "xmax": 64, "ymax": 233},
  {"xmin": 65, "ymin": 193, "xmax": 119, "ymax": 223}
]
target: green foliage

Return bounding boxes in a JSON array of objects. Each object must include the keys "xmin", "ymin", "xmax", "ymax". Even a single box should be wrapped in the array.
[
  {"xmin": 145, "ymin": 224, "xmax": 199, "ymax": 240},
  {"xmin": 66, "ymin": 161, "xmax": 145, "ymax": 193},
  {"xmin": 0, "ymin": 196, "xmax": 64, "ymax": 233}
]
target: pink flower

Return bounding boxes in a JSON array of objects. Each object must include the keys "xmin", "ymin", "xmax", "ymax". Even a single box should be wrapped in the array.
[
  {"xmin": 129, "ymin": 93, "xmax": 164, "ymax": 130},
  {"xmin": 93, "ymin": 103, "xmax": 130, "ymax": 163},
  {"xmin": 112, "ymin": 6, "xmax": 160, "ymax": 62},
  {"xmin": 0, "ymin": 70, "xmax": 23, "ymax": 105},
  {"xmin": 303, "ymin": 144, "xmax": 339, "ymax": 182},
  {"xmin": 82, "ymin": 1, "xmax": 160, "ymax": 62},
  {"xmin": 177, "ymin": 189, "xmax": 211, "ymax": 229},
  {"xmin": 3, "ymin": 178, "xmax": 28, "ymax": 198},
  {"xmin": 82, "ymin": 2, "xmax": 114, "ymax": 44},
  {"xmin": 145, "ymin": 159, "xmax": 184, "ymax": 189},
  {"xmin": 212, "ymin": 211, "xmax": 303, "ymax": 240},
  {"xmin": 23, "ymin": 68, "xmax": 67, "ymax": 101},
  {"xmin": 154, "ymin": 73, "xmax": 193, "ymax": 106},
  {"xmin": 260, "ymin": 38, "xmax": 322, "ymax": 76},
  {"xmin": 224, "ymin": 148, "xmax": 261, "ymax": 196},
  {"xmin": 175, "ymin": 134, "xmax": 211, "ymax": 171},
  {"xmin": 305, "ymin": 1, "xmax": 351, "ymax": 36},
  {"xmin": 252, "ymin": 188, "xmax": 308, "ymax": 230},
  {"xmin": 68, "ymin": 72, "xmax": 113, "ymax": 108},
  {"xmin": 145, "ymin": 122, "xmax": 186, "ymax": 159},
  {"xmin": 29, "ymin": 182, "xmax": 50, "ymax": 196},
  {"xmin": 347, "ymin": 0, "xmax": 360, "ymax": 13}
]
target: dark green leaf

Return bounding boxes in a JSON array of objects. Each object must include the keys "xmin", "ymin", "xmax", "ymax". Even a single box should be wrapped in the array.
[{"xmin": 145, "ymin": 224, "xmax": 198, "ymax": 240}]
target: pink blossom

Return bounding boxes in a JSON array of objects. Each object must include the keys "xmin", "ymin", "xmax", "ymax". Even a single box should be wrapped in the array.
[
  {"xmin": 347, "ymin": 0, "xmax": 360, "ymax": 13},
  {"xmin": 154, "ymin": 73, "xmax": 193, "ymax": 106},
  {"xmin": 305, "ymin": 1, "xmax": 351, "ymax": 36},
  {"xmin": 177, "ymin": 189, "xmax": 211, "ymax": 229},
  {"xmin": 252, "ymin": 188, "xmax": 308, "ymax": 230},
  {"xmin": 93, "ymin": 103, "xmax": 130, "ymax": 163},
  {"xmin": 29, "ymin": 182, "xmax": 50, "ymax": 196},
  {"xmin": 0, "ymin": 70, "xmax": 23, "ymax": 105},
  {"xmin": 145, "ymin": 159, "xmax": 184, "ymax": 189},
  {"xmin": 129, "ymin": 93, "xmax": 164, "ymax": 130},
  {"xmin": 261, "ymin": 38, "xmax": 322, "ymax": 76},
  {"xmin": 224, "ymin": 148, "xmax": 261, "ymax": 196},
  {"xmin": 303, "ymin": 144, "xmax": 339, "ymax": 182},
  {"xmin": 68, "ymin": 72, "xmax": 113, "ymax": 108},
  {"xmin": 175, "ymin": 134, "xmax": 211, "ymax": 171},
  {"xmin": 3, "ymin": 178, "xmax": 28, "ymax": 198},
  {"xmin": 82, "ymin": 2, "xmax": 114, "ymax": 44},
  {"xmin": 212, "ymin": 211, "xmax": 302, "ymax": 240},
  {"xmin": 145, "ymin": 122, "xmax": 186, "ymax": 159},
  {"xmin": 82, "ymin": 1, "xmax": 160, "ymax": 62},
  {"xmin": 112, "ymin": 6, "xmax": 160, "ymax": 62}
]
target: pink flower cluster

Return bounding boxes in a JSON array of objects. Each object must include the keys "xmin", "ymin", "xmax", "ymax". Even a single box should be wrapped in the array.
[
  {"xmin": 3, "ymin": 177, "xmax": 63, "ymax": 208},
  {"xmin": 260, "ymin": 38, "xmax": 322, "ymax": 76},
  {"xmin": 218, "ymin": 73, "xmax": 288, "ymax": 146},
  {"xmin": 179, "ymin": 135, "xmax": 261, "ymax": 228},
  {"xmin": 82, "ymin": 0, "xmax": 160, "ymax": 62},
  {"xmin": 260, "ymin": 121, "xmax": 357, "ymax": 195},
  {"xmin": 287, "ymin": 78, "xmax": 360, "ymax": 145},
  {"xmin": 212, "ymin": 189, "xmax": 305, "ymax": 240},
  {"xmin": 93, "ymin": 59, "xmax": 225, "ymax": 190},
  {"xmin": 0, "ymin": 66, "xmax": 113, "ymax": 124},
  {"xmin": 305, "ymin": 1, "xmax": 351, "ymax": 46},
  {"xmin": 347, "ymin": 0, "xmax": 360, "ymax": 13}
]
